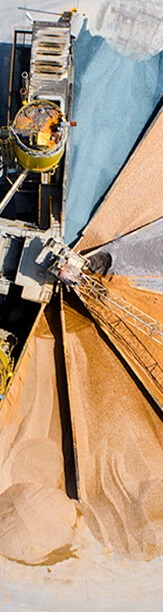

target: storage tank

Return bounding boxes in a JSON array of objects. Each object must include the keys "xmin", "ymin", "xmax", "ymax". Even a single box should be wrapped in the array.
[{"xmin": 11, "ymin": 99, "xmax": 67, "ymax": 172}]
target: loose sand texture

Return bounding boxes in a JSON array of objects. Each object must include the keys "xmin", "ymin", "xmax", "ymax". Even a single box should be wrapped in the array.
[
  {"xmin": 0, "ymin": 288, "xmax": 162, "ymax": 566},
  {"xmin": 75, "ymin": 273, "xmax": 163, "ymax": 407},
  {"xmin": 90, "ymin": 218, "xmax": 163, "ymax": 281},
  {"xmin": 0, "ymin": 300, "xmax": 78, "ymax": 565},
  {"xmin": 75, "ymin": 110, "xmax": 163, "ymax": 252},
  {"xmin": 62, "ymin": 291, "xmax": 163, "ymax": 561},
  {"xmin": 104, "ymin": 274, "xmax": 163, "ymax": 321}
]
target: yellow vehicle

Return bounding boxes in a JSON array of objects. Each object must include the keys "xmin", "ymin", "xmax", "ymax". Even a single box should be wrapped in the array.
[{"xmin": 0, "ymin": 330, "xmax": 17, "ymax": 398}]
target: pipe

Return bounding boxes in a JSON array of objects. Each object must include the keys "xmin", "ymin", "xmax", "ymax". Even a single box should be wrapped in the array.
[
  {"xmin": 18, "ymin": 7, "xmax": 62, "ymax": 16},
  {"xmin": 21, "ymin": 71, "xmax": 29, "ymax": 91},
  {"xmin": 20, "ymin": 87, "xmax": 28, "ymax": 105},
  {"xmin": 60, "ymin": 121, "xmax": 77, "ymax": 128},
  {"xmin": 0, "ymin": 169, "xmax": 28, "ymax": 213}
]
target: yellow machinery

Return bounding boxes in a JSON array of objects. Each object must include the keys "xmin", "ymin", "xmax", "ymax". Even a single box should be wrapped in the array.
[
  {"xmin": 11, "ymin": 100, "xmax": 67, "ymax": 173},
  {"xmin": 0, "ymin": 330, "xmax": 17, "ymax": 399}
]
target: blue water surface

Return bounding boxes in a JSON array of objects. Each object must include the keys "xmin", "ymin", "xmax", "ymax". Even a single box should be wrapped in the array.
[{"xmin": 65, "ymin": 21, "xmax": 163, "ymax": 245}]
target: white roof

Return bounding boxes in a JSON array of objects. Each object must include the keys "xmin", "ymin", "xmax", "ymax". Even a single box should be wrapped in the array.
[{"xmin": 0, "ymin": 1, "xmax": 162, "ymax": 59}]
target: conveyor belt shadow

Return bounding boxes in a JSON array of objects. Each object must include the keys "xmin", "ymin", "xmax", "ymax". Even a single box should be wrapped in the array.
[{"xmin": 46, "ymin": 295, "xmax": 78, "ymax": 499}]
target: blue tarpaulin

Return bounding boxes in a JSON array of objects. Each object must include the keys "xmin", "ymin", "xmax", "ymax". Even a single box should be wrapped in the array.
[{"xmin": 65, "ymin": 21, "xmax": 163, "ymax": 244}]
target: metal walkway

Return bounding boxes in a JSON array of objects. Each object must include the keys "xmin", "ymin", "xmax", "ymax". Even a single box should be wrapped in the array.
[
  {"xmin": 79, "ymin": 275, "xmax": 163, "ymax": 345},
  {"xmin": 28, "ymin": 15, "xmax": 73, "ymax": 115},
  {"xmin": 75, "ymin": 275, "xmax": 163, "ymax": 401}
]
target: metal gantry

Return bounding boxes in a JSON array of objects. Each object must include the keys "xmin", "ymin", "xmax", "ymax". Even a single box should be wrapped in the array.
[
  {"xmin": 74, "ymin": 274, "xmax": 163, "ymax": 397},
  {"xmin": 79, "ymin": 274, "xmax": 163, "ymax": 345}
]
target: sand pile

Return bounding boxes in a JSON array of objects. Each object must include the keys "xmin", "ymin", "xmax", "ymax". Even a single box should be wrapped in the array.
[
  {"xmin": 0, "ymin": 291, "xmax": 162, "ymax": 564},
  {"xmin": 75, "ymin": 111, "xmax": 163, "ymax": 251},
  {"xmin": 62, "ymin": 293, "xmax": 163, "ymax": 561},
  {"xmin": 0, "ymin": 302, "xmax": 77, "ymax": 565},
  {"xmin": 75, "ymin": 273, "xmax": 163, "ymax": 407}
]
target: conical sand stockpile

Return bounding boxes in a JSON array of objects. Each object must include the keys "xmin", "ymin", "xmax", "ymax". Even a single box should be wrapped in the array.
[{"xmin": 0, "ymin": 290, "xmax": 162, "ymax": 565}]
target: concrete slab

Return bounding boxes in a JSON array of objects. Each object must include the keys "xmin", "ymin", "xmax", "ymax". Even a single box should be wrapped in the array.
[{"xmin": 0, "ymin": 529, "xmax": 162, "ymax": 611}]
